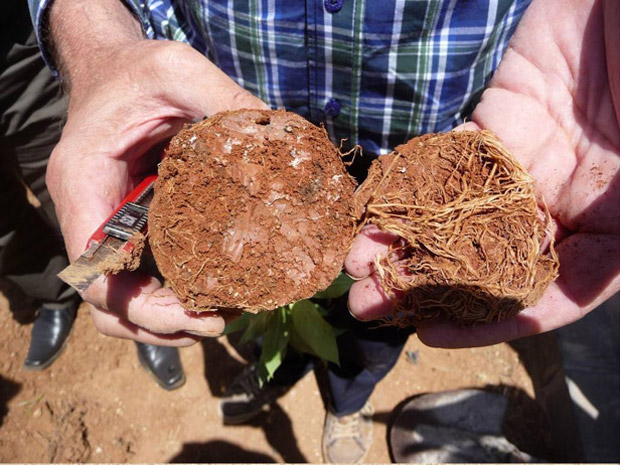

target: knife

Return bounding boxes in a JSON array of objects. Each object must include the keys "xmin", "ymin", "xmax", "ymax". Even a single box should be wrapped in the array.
[{"xmin": 57, "ymin": 175, "xmax": 157, "ymax": 292}]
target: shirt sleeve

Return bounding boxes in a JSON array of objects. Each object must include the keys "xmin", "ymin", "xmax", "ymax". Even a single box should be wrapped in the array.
[{"xmin": 27, "ymin": 0, "xmax": 156, "ymax": 76}]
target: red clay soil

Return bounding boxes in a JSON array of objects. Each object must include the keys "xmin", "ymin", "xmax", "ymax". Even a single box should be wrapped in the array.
[
  {"xmin": 150, "ymin": 123, "xmax": 557, "ymax": 327},
  {"xmin": 356, "ymin": 131, "xmax": 559, "ymax": 326},
  {"xmin": 0, "ymin": 288, "xmax": 554, "ymax": 463},
  {"xmin": 149, "ymin": 109, "xmax": 358, "ymax": 313}
]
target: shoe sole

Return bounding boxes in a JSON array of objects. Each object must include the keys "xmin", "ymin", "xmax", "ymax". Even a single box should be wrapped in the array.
[
  {"xmin": 22, "ymin": 327, "xmax": 72, "ymax": 372},
  {"xmin": 137, "ymin": 353, "xmax": 187, "ymax": 391},
  {"xmin": 218, "ymin": 384, "xmax": 290, "ymax": 425},
  {"xmin": 217, "ymin": 402, "xmax": 267, "ymax": 425}
]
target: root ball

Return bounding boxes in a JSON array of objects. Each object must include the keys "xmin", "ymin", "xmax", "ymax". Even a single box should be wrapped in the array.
[
  {"xmin": 148, "ymin": 109, "xmax": 358, "ymax": 313},
  {"xmin": 356, "ymin": 130, "xmax": 559, "ymax": 326}
]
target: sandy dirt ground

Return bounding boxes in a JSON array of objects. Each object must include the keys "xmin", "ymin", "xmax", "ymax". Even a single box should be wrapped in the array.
[{"xmin": 0, "ymin": 283, "xmax": 552, "ymax": 463}]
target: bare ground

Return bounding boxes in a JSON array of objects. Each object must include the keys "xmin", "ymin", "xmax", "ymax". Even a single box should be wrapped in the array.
[{"xmin": 0, "ymin": 283, "xmax": 551, "ymax": 463}]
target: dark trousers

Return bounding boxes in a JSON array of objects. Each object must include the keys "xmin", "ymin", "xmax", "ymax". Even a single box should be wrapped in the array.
[
  {"xmin": 0, "ymin": 10, "xmax": 77, "ymax": 309},
  {"xmin": 269, "ymin": 298, "xmax": 413, "ymax": 417}
]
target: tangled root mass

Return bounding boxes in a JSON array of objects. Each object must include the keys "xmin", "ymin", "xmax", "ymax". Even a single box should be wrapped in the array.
[
  {"xmin": 149, "ymin": 113, "xmax": 558, "ymax": 326},
  {"xmin": 355, "ymin": 131, "xmax": 559, "ymax": 326}
]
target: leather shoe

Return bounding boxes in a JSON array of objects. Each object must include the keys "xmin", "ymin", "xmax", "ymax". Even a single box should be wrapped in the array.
[
  {"xmin": 23, "ymin": 305, "xmax": 77, "ymax": 371},
  {"xmin": 136, "ymin": 342, "xmax": 186, "ymax": 391}
]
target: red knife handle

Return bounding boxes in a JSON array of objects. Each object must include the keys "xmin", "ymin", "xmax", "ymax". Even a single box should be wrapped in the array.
[{"xmin": 87, "ymin": 174, "xmax": 158, "ymax": 249}]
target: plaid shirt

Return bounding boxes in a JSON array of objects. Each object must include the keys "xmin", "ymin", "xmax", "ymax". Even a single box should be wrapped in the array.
[{"xmin": 29, "ymin": 0, "xmax": 530, "ymax": 154}]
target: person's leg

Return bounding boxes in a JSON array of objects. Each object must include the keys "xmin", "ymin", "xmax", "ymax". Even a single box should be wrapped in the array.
[
  {"xmin": 321, "ymin": 303, "xmax": 413, "ymax": 462},
  {"xmin": 0, "ymin": 150, "xmax": 80, "ymax": 370},
  {"xmin": 1, "ymin": 15, "xmax": 185, "ymax": 382},
  {"xmin": 219, "ymin": 340, "xmax": 314, "ymax": 424},
  {"xmin": 326, "ymin": 316, "xmax": 412, "ymax": 416},
  {"xmin": 0, "ymin": 20, "xmax": 81, "ymax": 370},
  {"xmin": 0, "ymin": 9, "xmax": 76, "ymax": 306},
  {"xmin": 0, "ymin": 155, "xmax": 80, "ymax": 371}
]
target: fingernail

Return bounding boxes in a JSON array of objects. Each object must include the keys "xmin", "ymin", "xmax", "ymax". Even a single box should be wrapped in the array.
[{"xmin": 348, "ymin": 307, "xmax": 368, "ymax": 322}]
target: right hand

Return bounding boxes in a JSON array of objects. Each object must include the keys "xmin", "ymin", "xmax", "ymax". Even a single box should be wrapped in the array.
[
  {"xmin": 48, "ymin": 40, "xmax": 269, "ymax": 345},
  {"xmin": 345, "ymin": 0, "xmax": 620, "ymax": 348}
]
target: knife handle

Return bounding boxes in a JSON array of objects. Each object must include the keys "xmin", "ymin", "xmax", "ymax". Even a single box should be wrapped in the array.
[{"xmin": 87, "ymin": 174, "xmax": 158, "ymax": 250}]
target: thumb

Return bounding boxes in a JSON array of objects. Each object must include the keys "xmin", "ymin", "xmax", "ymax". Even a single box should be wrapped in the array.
[
  {"xmin": 167, "ymin": 46, "xmax": 270, "ymax": 116},
  {"xmin": 453, "ymin": 121, "xmax": 481, "ymax": 132},
  {"xmin": 206, "ymin": 69, "xmax": 270, "ymax": 113}
]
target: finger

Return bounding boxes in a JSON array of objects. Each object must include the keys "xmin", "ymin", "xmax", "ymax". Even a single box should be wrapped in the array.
[
  {"xmin": 452, "ymin": 121, "xmax": 481, "ymax": 132},
  {"xmin": 46, "ymin": 145, "xmax": 133, "ymax": 259},
  {"xmin": 416, "ymin": 314, "xmax": 529, "ymax": 349},
  {"xmin": 604, "ymin": 0, "xmax": 620, "ymax": 130},
  {"xmin": 83, "ymin": 271, "xmax": 226, "ymax": 337},
  {"xmin": 347, "ymin": 274, "xmax": 394, "ymax": 321},
  {"xmin": 388, "ymin": 230, "xmax": 620, "ymax": 346},
  {"xmin": 202, "ymin": 70, "xmax": 271, "ymax": 113},
  {"xmin": 416, "ymin": 279, "xmax": 588, "ymax": 348},
  {"xmin": 106, "ymin": 272, "xmax": 226, "ymax": 337},
  {"xmin": 51, "ymin": 121, "xmax": 177, "ymax": 259},
  {"xmin": 344, "ymin": 225, "xmax": 400, "ymax": 278},
  {"xmin": 89, "ymin": 305, "xmax": 200, "ymax": 346},
  {"xmin": 166, "ymin": 45, "xmax": 270, "ymax": 115}
]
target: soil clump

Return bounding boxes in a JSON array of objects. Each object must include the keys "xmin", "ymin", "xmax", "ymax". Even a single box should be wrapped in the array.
[
  {"xmin": 149, "ymin": 109, "xmax": 358, "ymax": 313},
  {"xmin": 99, "ymin": 232, "xmax": 146, "ymax": 275},
  {"xmin": 355, "ymin": 130, "xmax": 559, "ymax": 325}
]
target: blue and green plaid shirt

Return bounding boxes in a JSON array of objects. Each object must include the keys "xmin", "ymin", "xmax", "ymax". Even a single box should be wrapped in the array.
[{"xmin": 29, "ymin": 0, "xmax": 530, "ymax": 154}]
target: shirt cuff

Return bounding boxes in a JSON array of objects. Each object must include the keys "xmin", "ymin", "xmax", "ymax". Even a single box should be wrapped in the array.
[{"xmin": 27, "ymin": 0, "xmax": 155, "ymax": 78}]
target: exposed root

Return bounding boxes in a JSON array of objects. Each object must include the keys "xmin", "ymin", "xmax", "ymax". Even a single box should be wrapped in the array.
[
  {"xmin": 355, "ymin": 130, "xmax": 559, "ymax": 326},
  {"xmin": 339, "ymin": 143, "xmax": 362, "ymax": 167}
]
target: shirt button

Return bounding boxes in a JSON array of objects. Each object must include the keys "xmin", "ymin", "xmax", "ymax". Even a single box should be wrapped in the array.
[
  {"xmin": 324, "ymin": 0, "xmax": 343, "ymax": 14},
  {"xmin": 324, "ymin": 98, "xmax": 341, "ymax": 118}
]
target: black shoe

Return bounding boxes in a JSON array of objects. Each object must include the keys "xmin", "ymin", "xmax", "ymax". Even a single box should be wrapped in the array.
[
  {"xmin": 219, "ymin": 364, "xmax": 290, "ymax": 424},
  {"xmin": 136, "ymin": 342, "xmax": 186, "ymax": 391},
  {"xmin": 23, "ymin": 305, "xmax": 77, "ymax": 371}
]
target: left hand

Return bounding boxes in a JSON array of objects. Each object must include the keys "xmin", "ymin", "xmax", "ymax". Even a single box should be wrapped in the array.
[
  {"xmin": 345, "ymin": 0, "xmax": 620, "ymax": 347},
  {"xmin": 47, "ymin": 38, "xmax": 268, "ymax": 345}
]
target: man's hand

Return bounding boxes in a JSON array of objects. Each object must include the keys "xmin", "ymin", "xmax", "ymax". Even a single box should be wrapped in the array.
[
  {"xmin": 346, "ymin": 0, "xmax": 620, "ymax": 347},
  {"xmin": 47, "ymin": 0, "xmax": 268, "ymax": 345}
]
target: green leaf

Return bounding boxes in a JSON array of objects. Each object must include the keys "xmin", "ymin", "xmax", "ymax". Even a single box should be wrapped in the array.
[
  {"xmin": 257, "ymin": 307, "xmax": 291, "ymax": 385},
  {"xmin": 289, "ymin": 325, "xmax": 317, "ymax": 357},
  {"xmin": 290, "ymin": 300, "xmax": 339, "ymax": 366},
  {"xmin": 240, "ymin": 312, "xmax": 272, "ymax": 345},
  {"xmin": 313, "ymin": 273, "xmax": 354, "ymax": 299},
  {"xmin": 223, "ymin": 313, "xmax": 252, "ymax": 335}
]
